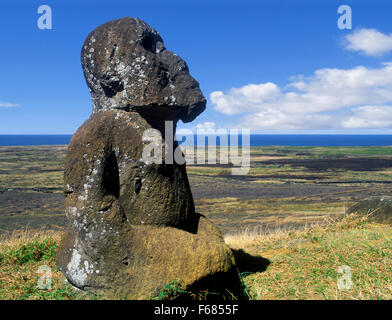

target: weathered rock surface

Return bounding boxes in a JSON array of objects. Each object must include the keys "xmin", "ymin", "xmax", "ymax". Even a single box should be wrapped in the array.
[
  {"xmin": 57, "ymin": 215, "xmax": 240, "ymax": 299},
  {"xmin": 81, "ymin": 17, "xmax": 206, "ymax": 123},
  {"xmin": 62, "ymin": 110, "xmax": 198, "ymax": 233},
  {"xmin": 56, "ymin": 17, "xmax": 242, "ymax": 299},
  {"xmin": 347, "ymin": 196, "xmax": 392, "ymax": 225}
]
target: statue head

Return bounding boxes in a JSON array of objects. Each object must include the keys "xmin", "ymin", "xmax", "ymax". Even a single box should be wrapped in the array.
[{"xmin": 81, "ymin": 17, "xmax": 206, "ymax": 123}]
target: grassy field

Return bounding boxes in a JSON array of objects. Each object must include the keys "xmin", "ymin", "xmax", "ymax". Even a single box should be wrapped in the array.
[
  {"xmin": 226, "ymin": 214, "xmax": 392, "ymax": 300},
  {"xmin": 0, "ymin": 230, "xmax": 88, "ymax": 300},
  {"xmin": 0, "ymin": 214, "xmax": 391, "ymax": 300}
]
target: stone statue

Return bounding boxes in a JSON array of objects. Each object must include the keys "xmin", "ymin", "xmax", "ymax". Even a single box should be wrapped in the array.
[{"xmin": 56, "ymin": 17, "xmax": 242, "ymax": 299}]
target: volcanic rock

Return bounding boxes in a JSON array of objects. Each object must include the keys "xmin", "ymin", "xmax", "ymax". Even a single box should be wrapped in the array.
[{"xmin": 347, "ymin": 196, "xmax": 392, "ymax": 225}]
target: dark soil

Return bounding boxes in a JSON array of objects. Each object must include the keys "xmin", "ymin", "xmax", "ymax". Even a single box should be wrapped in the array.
[
  {"xmin": 1, "ymin": 146, "xmax": 392, "ymax": 235},
  {"xmin": 260, "ymin": 158, "xmax": 392, "ymax": 171},
  {"xmin": 190, "ymin": 178, "xmax": 390, "ymax": 201},
  {"xmin": 0, "ymin": 191, "xmax": 66, "ymax": 234}
]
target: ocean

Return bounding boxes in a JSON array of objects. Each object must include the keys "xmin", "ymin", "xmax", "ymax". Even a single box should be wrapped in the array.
[{"xmin": 1, "ymin": 134, "xmax": 392, "ymax": 147}]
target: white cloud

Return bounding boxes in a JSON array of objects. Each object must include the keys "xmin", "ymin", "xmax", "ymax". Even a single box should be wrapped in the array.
[
  {"xmin": 196, "ymin": 121, "xmax": 216, "ymax": 130},
  {"xmin": 177, "ymin": 121, "xmax": 218, "ymax": 135},
  {"xmin": 344, "ymin": 28, "xmax": 392, "ymax": 56},
  {"xmin": 210, "ymin": 62, "xmax": 392, "ymax": 130},
  {"xmin": 211, "ymin": 83, "xmax": 280, "ymax": 115},
  {"xmin": 0, "ymin": 102, "xmax": 19, "ymax": 108},
  {"xmin": 242, "ymin": 110, "xmax": 334, "ymax": 130},
  {"xmin": 341, "ymin": 106, "xmax": 392, "ymax": 129}
]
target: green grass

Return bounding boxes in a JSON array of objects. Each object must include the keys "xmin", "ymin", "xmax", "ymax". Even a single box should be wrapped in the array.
[
  {"xmin": 250, "ymin": 146, "xmax": 392, "ymax": 157},
  {"xmin": 0, "ymin": 233, "xmax": 94, "ymax": 300},
  {"xmin": 153, "ymin": 279, "xmax": 188, "ymax": 300},
  {"xmin": 0, "ymin": 239, "xmax": 57, "ymax": 265}
]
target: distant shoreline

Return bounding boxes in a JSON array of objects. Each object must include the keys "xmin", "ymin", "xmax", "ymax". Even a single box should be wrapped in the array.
[{"xmin": 1, "ymin": 134, "xmax": 392, "ymax": 147}]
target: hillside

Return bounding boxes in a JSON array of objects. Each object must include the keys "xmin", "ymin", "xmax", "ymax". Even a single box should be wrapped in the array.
[{"xmin": 1, "ymin": 213, "xmax": 391, "ymax": 300}]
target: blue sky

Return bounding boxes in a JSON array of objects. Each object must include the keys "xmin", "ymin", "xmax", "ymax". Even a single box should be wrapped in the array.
[{"xmin": 1, "ymin": 0, "xmax": 392, "ymax": 134}]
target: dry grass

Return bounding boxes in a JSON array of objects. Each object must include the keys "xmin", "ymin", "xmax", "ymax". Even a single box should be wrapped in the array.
[
  {"xmin": 225, "ymin": 214, "xmax": 392, "ymax": 300},
  {"xmin": 198, "ymin": 197, "xmax": 350, "ymax": 234},
  {"xmin": 0, "ymin": 229, "xmax": 62, "ymax": 245}
]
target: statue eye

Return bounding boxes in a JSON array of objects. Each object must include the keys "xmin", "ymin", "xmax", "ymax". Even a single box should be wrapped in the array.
[
  {"xmin": 140, "ymin": 33, "xmax": 156, "ymax": 53},
  {"xmin": 139, "ymin": 31, "xmax": 165, "ymax": 54},
  {"xmin": 100, "ymin": 74, "xmax": 124, "ymax": 98}
]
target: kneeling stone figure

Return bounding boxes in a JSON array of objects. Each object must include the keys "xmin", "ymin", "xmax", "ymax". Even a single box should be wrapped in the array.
[{"xmin": 56, "ymin": 17, "xmax": 242, "ymax": 299}]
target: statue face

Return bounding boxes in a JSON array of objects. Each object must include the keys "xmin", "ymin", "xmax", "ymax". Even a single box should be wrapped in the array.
[{"xmin": 81, "ymin": 17, "xmax": 206, "ymax": 123}]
